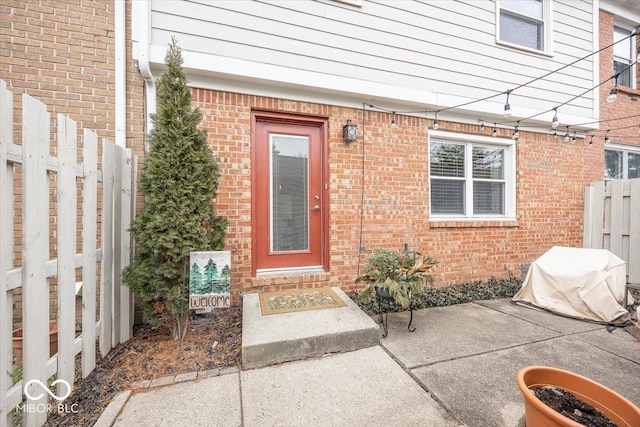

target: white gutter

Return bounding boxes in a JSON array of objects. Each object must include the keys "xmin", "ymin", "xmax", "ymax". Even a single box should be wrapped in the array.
[
  {"xmin": 115, "ymin": 0, "xmax": 126, "ymax": 148},
  {"xmin": 592, "ymin": 0, "xmax": 600, "ymax": 120},
  {"xmin": 134, "ymin": 0, "xmax": 156, "ymax": 136}
]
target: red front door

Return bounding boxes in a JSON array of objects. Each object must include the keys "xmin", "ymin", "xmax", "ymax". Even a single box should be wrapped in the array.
[{"xmin": 252, "ymin": 113, "xmax": 327, "ymax": 275}]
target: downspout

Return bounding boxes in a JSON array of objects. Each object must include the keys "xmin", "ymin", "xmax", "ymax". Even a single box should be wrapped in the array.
[
  {"xmin": 115, "ymin": 0, "xmax": 126, "ymax": 148},
  {"xmin": 135, "ymin": 0, "xmax": 156, "ymax": 140}
]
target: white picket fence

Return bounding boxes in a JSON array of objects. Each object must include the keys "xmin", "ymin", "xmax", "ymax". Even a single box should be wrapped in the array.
[
  {"xmin": 0, "ymin": 80, "xmax": 136, "ymax": 426},
  {"xmin": 584, "ymin": 178, "xmax": 640, "ymax": 283}
]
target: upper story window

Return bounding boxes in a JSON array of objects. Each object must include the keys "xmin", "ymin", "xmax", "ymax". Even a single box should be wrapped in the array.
[
  {"xmin": 605, "ymin": 144, "xmax": 640, "ymax": 179},
  {"xmin": 429, "ymin": 131, "xmax": 516, "ymax": 220},
  {"xmin": 498, "ymin": 0, "xmax": 550, "ymax": 53},
  {"xmin": 613, "ymin": 26, "xmax": 635, "ymax": 88}
]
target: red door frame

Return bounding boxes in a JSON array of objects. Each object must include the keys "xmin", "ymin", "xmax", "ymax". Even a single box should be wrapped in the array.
[{"xmin": 250, "ymin": 111, "xmax": 329, "ymax": 276}]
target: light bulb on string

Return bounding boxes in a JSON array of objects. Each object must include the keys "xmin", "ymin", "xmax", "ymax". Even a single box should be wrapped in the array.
[
  {"xmin": 589, "ymin": 135, "xmax": 594, "ymax": 145},
  {"xmin": 512, "ymin": 123, "xmax": 520, "ymax": 139},
  {"xmin": 563, "ymin": 126, "xmax": 570, "ymax": 142},
  {"xmin": 606, "ymin": 75, "xmax": 619, "ymax": 103},
  {"xmin": 492, "ymin": 123, "xmax": 497, "ymax": 137},
  {"xmin": 503, "ymin": 90, "xmax": 511, "ymax": 117},
  {"xmin": 551, "ymin": 108, "xmax": 559, "ymax": 128},
  {"xmin": 433, "ymin": 111, "xmax": 439, "ymax": 130}
]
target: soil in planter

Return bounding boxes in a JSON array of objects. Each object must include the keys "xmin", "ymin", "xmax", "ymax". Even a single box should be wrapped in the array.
[{"xmin": 532, "ymin": 386, "xmax": 617, "ymax": 427}]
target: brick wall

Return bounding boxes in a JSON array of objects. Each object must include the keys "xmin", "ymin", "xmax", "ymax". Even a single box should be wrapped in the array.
[
  {"xmin": 1, "ymin": 0, "xmax": 145, "ymax": 327},
  {"xmin": 599, "ymin": 10, "xmax": 640, "ymax": 149},
  {"xmin": 193, "ymin": 89, "xmax": 595, "ymax": 296}
]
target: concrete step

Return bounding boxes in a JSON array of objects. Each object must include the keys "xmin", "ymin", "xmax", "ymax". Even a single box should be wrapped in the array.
[{"xmin": 242, "ymin": 287, "xmax": 380, "ymax": 369}]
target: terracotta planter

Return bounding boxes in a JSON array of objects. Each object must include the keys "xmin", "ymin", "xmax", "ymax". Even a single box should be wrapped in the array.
[
  {"xmin": 516, "ymin": 366, "xmax": 640, "ymax": 427},
  {"xmin": 12, "ymin": 320, "xmax": 59, "ymax": 366}
]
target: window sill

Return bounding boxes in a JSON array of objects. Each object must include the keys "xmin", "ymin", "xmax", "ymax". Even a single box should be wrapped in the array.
[
  {"xmin": 618, "ymin": 86, "xmax": 640, "ymax": 98},
  {"xmin": 496, "ymin": 40, "xmax": 552, "ymax": 57},
  {"xmin": 429, "ymin": 219, "xmax": 519, "ymax": 228}
]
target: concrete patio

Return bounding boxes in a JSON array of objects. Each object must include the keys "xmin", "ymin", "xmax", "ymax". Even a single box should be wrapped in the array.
[{"xmin": 98, "ymin": 298, "xmax": 640, "ymax": 427}]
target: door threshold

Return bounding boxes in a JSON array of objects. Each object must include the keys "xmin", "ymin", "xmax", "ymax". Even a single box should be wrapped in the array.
[{"xmin": 256, "ymin": 266, "xmax": 325, "ymax": 277}]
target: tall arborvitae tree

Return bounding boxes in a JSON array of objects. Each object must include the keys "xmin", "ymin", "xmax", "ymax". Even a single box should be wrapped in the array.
[{"xmin": 123, "ymin": 38, "xmax": 226, "ymax": 339}]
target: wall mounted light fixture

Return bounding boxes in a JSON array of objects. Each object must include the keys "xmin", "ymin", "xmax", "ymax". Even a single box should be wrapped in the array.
[{"xmin": 343, "ymin": 119, "xmax": 357, "ymax": 143}]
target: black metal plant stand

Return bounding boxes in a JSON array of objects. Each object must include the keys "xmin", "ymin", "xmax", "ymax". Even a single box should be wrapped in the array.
[{"xmin": 376, "ymin": 288, "xmax": 415, "ymax": 338}]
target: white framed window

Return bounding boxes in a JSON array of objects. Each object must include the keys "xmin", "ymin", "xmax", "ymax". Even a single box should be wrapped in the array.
[
  {"xmin": 429, "ymin": 131, "xmax": 516, "ymax": 220},
  {"xmin": 605, "ymin": 143, "xmax": 640, "ymax": 179},
  {"xmin": 613, "ymin": 26, "xmax": 635, "ymax": 88},
  {"xmin": 497, "ymin": 0, "xmax": 552, "ymax": 53}
]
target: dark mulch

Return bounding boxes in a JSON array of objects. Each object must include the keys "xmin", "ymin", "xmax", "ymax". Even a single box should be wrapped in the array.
[{"xmin": 42, "ymin": 306, "xmax": 241, "ymax": 427}]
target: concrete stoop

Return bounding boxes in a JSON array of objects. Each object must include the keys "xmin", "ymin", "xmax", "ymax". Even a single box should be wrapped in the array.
[{"xmin": 241, "ymin": 287, "xmax": 380, "ymax": 369}]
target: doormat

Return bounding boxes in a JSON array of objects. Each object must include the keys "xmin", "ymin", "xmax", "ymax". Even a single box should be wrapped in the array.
[{"xmin": 259, "ymin": 287, "xmax": 347, "ymax": 315}]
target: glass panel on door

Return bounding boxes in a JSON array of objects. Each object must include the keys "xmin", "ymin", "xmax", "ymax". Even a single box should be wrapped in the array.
[{"xmin": 270, "ymin": 134, "xmax": 309, "ymax": 252}]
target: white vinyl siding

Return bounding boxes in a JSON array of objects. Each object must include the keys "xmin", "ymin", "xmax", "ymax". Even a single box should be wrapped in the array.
[
  {"xmin": 429, "ymin": 131, "xmax": 515, "ymax": 220},
  {"xmin": 142, "ymin": 0, "xmax": 596, "ymax": 120}
]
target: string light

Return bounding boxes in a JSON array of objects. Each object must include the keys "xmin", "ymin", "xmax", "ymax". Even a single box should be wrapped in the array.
[
  {"xmin": 572, "ymin": 131, "xmax": 577, "ymax": 143},
  {"xmin": 367, "ymin": 32, "xmax": 637, "ymax": 133},
  {"xmin": 564, "ymin": 126, "xmax": 570, "ymax": 142},
  {"xmin": 391, "ymin": 111, "xmax": 396, "ymax": 126},
  {"xmin": 604, "ymin": 131, "xmax": 610, "ymax": 143},
  {"xmin": 607, "ymin": 74, "xmax": 619, "ymax": 103},
  {"xmin": 504, "ymin": 90, "xmax": 511, "ymax": 116},
  {"xmin": 480, "ymin": 120, "xmax": 484, "ymax": 130},
  {"xmin": 492, "ymin": 123, "xmax": 497, "ymax": 137},
  {"xmin": 433, "ymin": 111, "xmax": 439, "ymax": 130},
  {"xmin": 589, "ymin": 135, "xmax": 594, "ymax": 145},
  {"xmin": 553, "ymin": 131, "xmax": 558, "ymax": 141},
  {"xmin": 512, "ymin": 122, "xmax": 520, "ymax": 139},
  {"xmin": 551, "ymin": 108, "xmax": 559, "ymax": 128}
]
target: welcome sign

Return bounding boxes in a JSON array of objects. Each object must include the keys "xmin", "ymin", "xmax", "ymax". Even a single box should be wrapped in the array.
[{"xmin": 189, "ymin": 251, "xmax": 231, "ymax": 309}]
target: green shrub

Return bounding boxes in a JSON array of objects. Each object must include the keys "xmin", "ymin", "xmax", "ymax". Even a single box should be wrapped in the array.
[{"xmin": 351, "ymin": 276, "xmax": 522, "ymax": 316}]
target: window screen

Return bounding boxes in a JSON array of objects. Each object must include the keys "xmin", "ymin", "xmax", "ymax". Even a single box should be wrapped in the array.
[
  {"xmin": 614, "ymin": 27, "xmax": 633, "ymax": 88},
  {"xmin": 499, "ymin": 0, "xmax": 544, "ymax": 51},
  {"xmin": 430, "ymin": 141, "xmax": 507, "ymax": 217}
]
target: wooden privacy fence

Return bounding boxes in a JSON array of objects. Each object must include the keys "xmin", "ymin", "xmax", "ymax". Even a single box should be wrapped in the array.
[
  {"xmin": 0, "ymin": 80, "xmax": 136, "ymax": 426},
  {"xmin": 583, "ymin": 178, "xmax": 640, "ymax": 283}
]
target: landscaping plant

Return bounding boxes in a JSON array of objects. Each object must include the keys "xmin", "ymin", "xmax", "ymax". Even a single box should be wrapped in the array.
[
  {"xmin": 356, "ymin": 248, "xmax": 438, "ymax": 309},
  {"xmin": 123, "ymin": 37, "xmax": 226, "ymax": 339}
]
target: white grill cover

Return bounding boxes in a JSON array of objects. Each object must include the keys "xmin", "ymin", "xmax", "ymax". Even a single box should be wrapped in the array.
[{"xmin": 513, "ymin": 246, "xmax": 630, "ymax": 324}]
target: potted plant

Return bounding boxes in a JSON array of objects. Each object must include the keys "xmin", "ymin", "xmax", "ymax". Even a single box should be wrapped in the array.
[
  {"xmin": 355, "ymin": 248, "xmax": 437, "ymax": 336},
  {"xmin": 516, "ymin": 366, "xmax": 640, "ymax": 427},
  {"xmin": 12, "ymin": 320, "xmax": 59, "ymax": 365}
]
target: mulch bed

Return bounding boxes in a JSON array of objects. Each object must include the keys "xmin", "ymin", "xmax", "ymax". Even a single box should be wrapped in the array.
[{"xmin": 43, "ymin": 306, "xmax": 241, "ymax": 427}]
